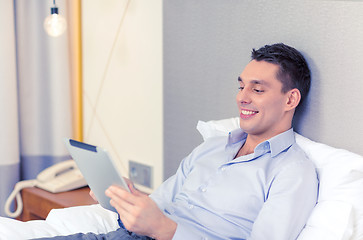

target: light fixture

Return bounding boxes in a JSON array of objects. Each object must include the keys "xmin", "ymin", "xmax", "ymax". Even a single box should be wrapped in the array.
[{"xmin": 43, "ymin": 0, "xmax": 67, "ymax": 37}]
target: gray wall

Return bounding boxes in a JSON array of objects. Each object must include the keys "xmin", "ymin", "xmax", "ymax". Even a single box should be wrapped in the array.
[{"xmin": 163, "ymin": 0, "xmax": 363, "ymax": 179}]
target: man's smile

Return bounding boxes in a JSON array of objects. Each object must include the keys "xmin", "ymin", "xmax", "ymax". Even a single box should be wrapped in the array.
[{"xmin": 240, "ymin": 109, "xmax": 259, "ymax": 119}]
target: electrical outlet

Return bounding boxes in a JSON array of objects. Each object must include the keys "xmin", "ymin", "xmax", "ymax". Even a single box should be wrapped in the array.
[{"xmin": 129, "ymin": 160, "xmax": 153, "ymax": 188}]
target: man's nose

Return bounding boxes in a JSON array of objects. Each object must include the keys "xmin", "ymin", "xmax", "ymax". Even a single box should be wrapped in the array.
[{"xmin": 236, "ymin": 89, "xmax": 251, "ymax": 104}]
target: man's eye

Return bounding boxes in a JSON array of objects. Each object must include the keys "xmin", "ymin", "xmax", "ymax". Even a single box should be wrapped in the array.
[
  {"xmin": 254, "ymin": 89, "xmax": 264, "ymax": 93},
  {"xmin": 238, "ymin": 87, "xmax": 244, "ymax": 91}
]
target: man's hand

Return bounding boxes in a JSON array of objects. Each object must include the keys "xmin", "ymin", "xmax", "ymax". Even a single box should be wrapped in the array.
[{"xmin": 105, "ymin": 182, "xmax": 177, "ymax": 240}]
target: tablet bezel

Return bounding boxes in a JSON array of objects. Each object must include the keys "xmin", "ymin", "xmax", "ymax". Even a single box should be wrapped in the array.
[{"xmin": 64, "ymin": 138, "xmax": 130, "ymax": 213}]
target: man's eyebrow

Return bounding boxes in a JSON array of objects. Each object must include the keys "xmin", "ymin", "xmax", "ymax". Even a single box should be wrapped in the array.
[
  {"xmin": 251, "ymin": 80, "xmax": 264, "ymax": 85},
  {"xmin": 238, "ymin": 77, "xmax": 271, "ymax": 87},
  {"xmin": 238, "ymin": 77, "xmax": 268, "ymax": 85},
  {"xmin": 251, "ymin": 79, "xmax": 270, "ymax": 86}
]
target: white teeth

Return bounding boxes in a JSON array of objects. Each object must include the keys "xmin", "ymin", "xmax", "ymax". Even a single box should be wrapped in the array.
[{"xmin": 241, "ymin": 110, "xmax": 257, "ymax": 115}]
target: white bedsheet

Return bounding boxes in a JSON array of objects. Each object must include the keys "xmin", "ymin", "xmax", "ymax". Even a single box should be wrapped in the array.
[{"xmin": 0, "ymin": 204, "xmax": 119, "ymax": 240}]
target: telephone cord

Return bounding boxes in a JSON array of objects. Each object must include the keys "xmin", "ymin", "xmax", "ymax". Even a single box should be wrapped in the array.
[{"xmin": 4, "ymin": 179, "xmax": 37, "ymax": 218}]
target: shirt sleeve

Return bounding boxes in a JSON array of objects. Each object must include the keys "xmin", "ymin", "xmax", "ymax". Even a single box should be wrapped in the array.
[
  {"xmin": 150, "ymin": 141, "xmax": 205, "ymax": 210},
  {"xmin": 248, "ymin": 158, "xmax": 318, "ymax": 240},
  {"xmin": 149, "ymin": 158, "xmax": 189, "ymax": 210},
  {"xmin": 150, "ymin": 141, "xmax": 214, "ymax": 240}
]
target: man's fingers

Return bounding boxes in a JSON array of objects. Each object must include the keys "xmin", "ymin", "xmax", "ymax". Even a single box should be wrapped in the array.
[
  {"xmin": 110, "ymin": 199, "xmax": 138, "ymax": 230},
  {"xmin": 106, "ymin": 186, "xmax": 137, "ymax": 204},
  {"xmin": 89, "ymin": 190, "xmax": 98, "ymax": 202},
  {"xmin": 106, "ymin": 186, "xmax": 140, "ymax": 217}
]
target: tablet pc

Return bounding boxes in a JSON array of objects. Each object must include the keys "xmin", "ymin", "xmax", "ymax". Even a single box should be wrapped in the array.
[{"xmin": 64, "ymin": 138, "xmax": 130, "ymax": 212}]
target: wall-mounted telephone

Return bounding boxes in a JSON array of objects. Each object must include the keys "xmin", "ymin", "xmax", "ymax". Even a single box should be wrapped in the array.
[{"xmin": 4, "ymin": 160, "xmax": 88, "ymax": 218}]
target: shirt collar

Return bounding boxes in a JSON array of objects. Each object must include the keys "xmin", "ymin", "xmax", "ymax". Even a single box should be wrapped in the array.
[
  {"xmin": 227, "ymin": 128, "xmax": 247, "ymax": 145},
  {"xmin": 226, "ymin": 128, "xmax": 295, "ymax": 158},
  {"xmin": 266, "ymin": 128, "xmax": 295, "ymax": 157}
]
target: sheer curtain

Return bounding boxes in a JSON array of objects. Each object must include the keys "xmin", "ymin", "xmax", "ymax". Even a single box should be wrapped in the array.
[
  {"xmin": 0, "ymin": 0, "xmax": 76, "ymax": 216},
  {"xmin": 0, "ymin": 0, "xmax": 20, "ymax": 218}
]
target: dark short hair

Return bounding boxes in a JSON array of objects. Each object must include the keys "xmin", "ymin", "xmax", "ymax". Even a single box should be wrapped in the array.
[{"xmin": 251, "ymin": 43, "xmax": 311, "ymax": 105}]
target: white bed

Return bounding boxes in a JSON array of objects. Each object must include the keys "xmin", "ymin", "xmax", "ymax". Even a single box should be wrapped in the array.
[{"xmin": 0, "ymin": 118, "xmax": 362, "ymax": 240}]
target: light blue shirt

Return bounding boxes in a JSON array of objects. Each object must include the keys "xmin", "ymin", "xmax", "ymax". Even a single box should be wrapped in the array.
[{"xmin": 150, "ymin": 128, "xmax": 318, "ymax": 240}]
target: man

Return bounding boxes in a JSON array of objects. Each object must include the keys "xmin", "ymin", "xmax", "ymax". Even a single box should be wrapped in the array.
[{"xmin": 38, "ymin": 43, "xmax": 318, "ymax": 240}]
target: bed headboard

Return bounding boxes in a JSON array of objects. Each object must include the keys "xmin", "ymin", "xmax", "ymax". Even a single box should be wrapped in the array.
[{"xmin": 163, "ymin": 0, "xmax": 363, "ymax": 179}]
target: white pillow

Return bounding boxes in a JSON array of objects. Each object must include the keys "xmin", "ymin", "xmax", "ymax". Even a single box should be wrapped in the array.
[
  {"xmin": 196, "ymin": 118, "xmax": 363, "ymax": 240},
  {"xmin": 295, "ymin": 134, "xmax": 363, "ymax": 240}
]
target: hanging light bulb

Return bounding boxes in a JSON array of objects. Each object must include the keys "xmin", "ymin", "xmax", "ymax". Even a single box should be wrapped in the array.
[{"xmin": 44, "ymin": 0, "xmax": 67, "ymax": 37}]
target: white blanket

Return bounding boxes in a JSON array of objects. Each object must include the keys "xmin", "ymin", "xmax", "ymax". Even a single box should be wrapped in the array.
[{"xmin": 0, "ymin": 204, "xmax": 119, "ymax": 240}]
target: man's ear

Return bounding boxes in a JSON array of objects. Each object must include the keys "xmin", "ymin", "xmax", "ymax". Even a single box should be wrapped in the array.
[{"xmin": 286, "ymin": 88, "xmax": 301, "ymax": 110}]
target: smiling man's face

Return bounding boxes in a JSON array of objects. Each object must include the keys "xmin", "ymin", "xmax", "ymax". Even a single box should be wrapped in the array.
[{"xmin": 236, "ymin": 60, "xmax": 294, "ymax": 140}]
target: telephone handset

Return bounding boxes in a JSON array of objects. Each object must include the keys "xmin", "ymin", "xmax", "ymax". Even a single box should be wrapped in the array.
[
  {"xmin": 36, "ymin": 160, "xmax": 87, "ymax": 193},
  {"xmin": 4, "ymin": 160, "xmax": 87, "ymax": 218}
]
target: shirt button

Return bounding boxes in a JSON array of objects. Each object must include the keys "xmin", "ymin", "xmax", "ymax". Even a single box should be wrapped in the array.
[
  {"xmin": 201, "ymin": 187, "xmax": 207, "ymax": 192},
  {"xmin": 221, "ymin": 167, "xmax": 226, "ymax": 171},
  {"xmin": 188, "ymin": 204, "xmax": 194, "ymax": 209}
]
